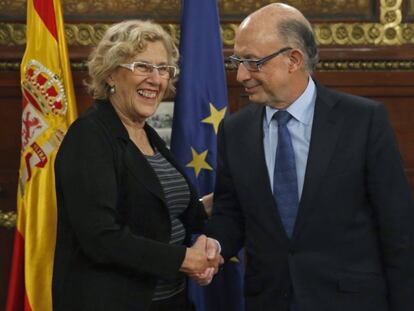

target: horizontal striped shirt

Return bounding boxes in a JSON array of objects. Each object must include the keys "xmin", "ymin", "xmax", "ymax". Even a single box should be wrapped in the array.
[{"xmin": 146, "ymin": 151, "xmax": 190, "ymax": 301}]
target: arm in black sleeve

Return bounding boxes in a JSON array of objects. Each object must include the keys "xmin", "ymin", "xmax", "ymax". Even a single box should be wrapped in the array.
[
  {"xmin": 55, "ymin": 118, "xmax": 186, "ymax": 278},
  {"xmin": 205, "ymin": 120, "xmax": 245, "ymax": 260},
  {"xmin": 366, "ymin": 103, "xmax": 414, "ymax": 311}
]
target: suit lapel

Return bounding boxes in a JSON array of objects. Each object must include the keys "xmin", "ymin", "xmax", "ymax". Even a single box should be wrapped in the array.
[
  {"xmin": 293, "ymin": 85, "xmax": 344, "ymax": 238},
  {"xmin": 244, "ymin": 106, "xmax": 272, "ymax": 195},
  {"xmin": 94, "ymin": 100, "xmax": 166, "ymax": 203},
  {"xmin": 123, "ymin": 141, "xmax": 166, "ymax": 203}
]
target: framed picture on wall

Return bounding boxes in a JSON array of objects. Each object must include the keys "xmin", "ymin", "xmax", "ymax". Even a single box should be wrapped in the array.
[{"xmin": 147, "ymin": 101, "xmax": 174, "ymax": 147}]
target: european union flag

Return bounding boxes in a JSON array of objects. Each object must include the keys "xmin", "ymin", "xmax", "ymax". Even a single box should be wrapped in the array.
[
  {"xmin": 171, "ymin": 0, "xmax": 227, "ymax": 195},
  {"xmin": 171, "ymin": 0, "xmax": 244, "ymax": 310}
]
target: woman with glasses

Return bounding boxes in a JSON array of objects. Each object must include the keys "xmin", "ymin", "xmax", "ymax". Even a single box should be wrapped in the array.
[{"xmin": 52, "ymin": 20, "xmax": 220, "ymax": 311}]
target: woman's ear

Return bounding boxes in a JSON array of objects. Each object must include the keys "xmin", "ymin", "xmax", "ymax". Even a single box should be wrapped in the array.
[{"xmin": 105, "ymin": 75, "xmax": 113, "ymax": 86}]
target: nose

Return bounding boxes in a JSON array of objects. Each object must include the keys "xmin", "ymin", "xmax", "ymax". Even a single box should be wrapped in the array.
[
  {"xmin": 147, "ymin": 68, "xmax": 162, "ymax": 84},
  {"xmin": 236, "ymin": 63, "xmax": 252, "ymax": 84}
]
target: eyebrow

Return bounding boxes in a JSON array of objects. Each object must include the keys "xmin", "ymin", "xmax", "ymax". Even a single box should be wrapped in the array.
[{"xmin": 233, "ymin": 53, "xmax": 261, "ymax": 60}]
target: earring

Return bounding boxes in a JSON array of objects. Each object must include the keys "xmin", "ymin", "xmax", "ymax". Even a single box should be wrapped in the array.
[{"xmin": 109, "ymin": 85, "xmax": 116, "ymax": 95}]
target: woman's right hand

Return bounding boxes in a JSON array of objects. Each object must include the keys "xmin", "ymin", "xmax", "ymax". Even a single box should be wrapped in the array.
[{"xmin": 179, "ymin": 235, "xmax": 210, "ymax": 275}]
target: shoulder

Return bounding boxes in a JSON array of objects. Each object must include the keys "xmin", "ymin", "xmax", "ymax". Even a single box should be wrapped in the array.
[
  {"xmin": 58, "ymin": 101, "xmax": 119, "ymax": 162},
  {"xmin": 63, "ymin": 102, "xmax": 105, "ymax": 142},
  {"xmin": 316, "ymin": 84, "xmax": 392, "ymax": 135},
  {"xmin": 317, "ymin": 83, "xmax": 383, "ymax": 113},
  {"xmin": 315, "ymin": 83, "xmax": 390, "ymax": 127},
  {"xmin": 65, "ymin": 99, "xmax": 128, "ymax": 143},
  {"xmin": 222, "ymin": 103, "xmax": 262, "ymax": 130}
]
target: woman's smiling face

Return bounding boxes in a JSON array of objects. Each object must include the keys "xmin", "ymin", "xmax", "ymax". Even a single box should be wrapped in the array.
[{"xmin": 108, "ymin": 40, "xmax": 170, "ymax": 124}]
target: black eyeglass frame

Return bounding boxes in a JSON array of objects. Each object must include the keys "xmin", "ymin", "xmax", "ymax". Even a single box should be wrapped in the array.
[{"xmin": 229, "ymin": 46, "xmax": 293, "ymax": 71}]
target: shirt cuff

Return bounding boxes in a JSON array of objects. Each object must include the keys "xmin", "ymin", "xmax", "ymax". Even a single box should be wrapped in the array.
[{"xmin": 208, "ymin": 237, "xmax": 221, "ymax": 253}]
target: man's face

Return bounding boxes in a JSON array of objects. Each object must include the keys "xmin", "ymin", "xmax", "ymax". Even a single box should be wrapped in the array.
[{"xmin": 233, "ymin": 25, "xmax": 292, "ymax": 108}]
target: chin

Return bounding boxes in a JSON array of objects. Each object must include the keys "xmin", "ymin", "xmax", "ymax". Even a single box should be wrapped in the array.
[
  {"xmin": 132, "ymin": 106, "xmax": 155, "ymax": 120},
  {"xmin": 249, "ymin": 94, "xmax": 267, "ymax": 105},
  {"xmin": 143, "ymin": 110, "xmax": 157, "ymax": 120}
]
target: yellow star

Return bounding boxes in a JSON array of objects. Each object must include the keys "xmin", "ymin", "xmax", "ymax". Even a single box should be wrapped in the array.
[
  {"xmin": 186, "ymin": 147, "xmax": 213, "ymax": 177},
  {"xmin": 202, "ymin": 103, "xmax": 227, "ymax": 134}
]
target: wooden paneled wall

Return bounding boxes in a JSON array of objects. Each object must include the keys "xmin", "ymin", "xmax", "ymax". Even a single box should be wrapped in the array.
[
  {"xmin": 1, "ymin": 0, "xmax": 414, "ymax": 308},
  {"xmin": 1, "ymin": 46, "xmax": 414, "ymax": 309}
]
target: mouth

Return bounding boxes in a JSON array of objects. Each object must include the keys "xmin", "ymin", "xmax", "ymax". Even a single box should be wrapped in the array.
[
  {"xmin": 244, "ymin": 84, "xmax": 260, "ymax": 94},
  {"xmin": 137, "ymin": 89, "xmax": 158, "ymax": 99}
]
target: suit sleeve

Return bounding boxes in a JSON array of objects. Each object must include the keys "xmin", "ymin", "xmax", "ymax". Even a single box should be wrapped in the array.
[
  {"xmin": 366, "ymin": 103, "xmax": 414, "ymax": 311},
  {"xmin": 205, "ymin": 120, "xmax": 245, "ymax": 260},
  {"xmin": 55, "ymin": 118, "xmax": 186, "ymax": 278}
]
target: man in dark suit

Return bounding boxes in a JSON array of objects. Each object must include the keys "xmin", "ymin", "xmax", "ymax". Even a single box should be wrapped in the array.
[{"xmin": 201, "ymin": 3, "xmax": 414, "ymax": 311}]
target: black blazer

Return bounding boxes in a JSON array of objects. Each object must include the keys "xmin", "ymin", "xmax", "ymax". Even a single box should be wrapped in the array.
[
  {"xmin": 52, "ymin": 100, "xmax": 206, "ymax": 311},
  {"xmin": 206, "ymin": 84, "xmax": 414, "ymax": 311}
]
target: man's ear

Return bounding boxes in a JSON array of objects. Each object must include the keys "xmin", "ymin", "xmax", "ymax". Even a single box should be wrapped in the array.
[{"xmin": 288, "ymin": 49, "xmax": 305, "ymax": 73}]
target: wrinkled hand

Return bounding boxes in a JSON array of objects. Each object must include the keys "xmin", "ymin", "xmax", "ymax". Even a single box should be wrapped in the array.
[
  {"xmin": 180, "ymin": 235, "xmax": 210, "ymax": 275},
  {"xmin": 191, "ymin": 237, "xmax": 224, "ymax": 286}
]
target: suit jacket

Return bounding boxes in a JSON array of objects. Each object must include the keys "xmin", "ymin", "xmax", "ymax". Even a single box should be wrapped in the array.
[
  {"xmin": 52, "ymin": 100, "xmax": 206, "ymax": 311},
  {"xmin": 205, "ymin": 84, "xmax": 414, "ymax": 311}
]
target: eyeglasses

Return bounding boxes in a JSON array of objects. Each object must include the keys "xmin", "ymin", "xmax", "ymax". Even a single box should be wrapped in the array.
[
  {"xmin": 119, "ymin": 61, "xmax": 177, "ymax": 79},
  {"xmin": 229, "ymin": 47, "xmax": 292, "ymax": 72}
]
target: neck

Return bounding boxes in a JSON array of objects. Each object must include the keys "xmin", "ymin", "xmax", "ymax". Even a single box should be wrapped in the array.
[
  {"xmin": 112, "ymin": 103, "xmax": 146, "ymax": 131},
  {"xmin": 121, "ymin": 117, "xmax": 145, "ymax": 134},
  {"xmin": 269, "ymin": 74, "xmax": 310, "ymax": 110},
  {"xmin": 122, "ymin": 119, "xmax": 155, "ymax": 156}
]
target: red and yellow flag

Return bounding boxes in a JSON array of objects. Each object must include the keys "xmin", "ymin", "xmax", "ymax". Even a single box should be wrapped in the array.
[{"xmin": 6, "ymin": 0, "xmax": 77, "ymax": 310}]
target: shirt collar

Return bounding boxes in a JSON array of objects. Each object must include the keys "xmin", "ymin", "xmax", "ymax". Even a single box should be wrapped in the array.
[{"xmin": 264, "ymin": 78, "xmax": 316, "ymax": 126}]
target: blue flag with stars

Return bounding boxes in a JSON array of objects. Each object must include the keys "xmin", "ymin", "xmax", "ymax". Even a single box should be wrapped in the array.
[
  {"xmin": 171, "ymin": 0, "xmax": 244, "ymax": 311},
  {"xmin": 171, "ymin": 0, "xmax": 226, "ymax": 194}
]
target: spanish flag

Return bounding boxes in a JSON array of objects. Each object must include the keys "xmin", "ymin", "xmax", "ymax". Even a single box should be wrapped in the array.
[{"xmin": 6, "ymin": 0, "xmax": 77, "ymax": 310}]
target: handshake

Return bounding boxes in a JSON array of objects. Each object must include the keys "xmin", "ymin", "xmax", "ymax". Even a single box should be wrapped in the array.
[{"xmin": 179, "ymin": 234, "xmax": 224, "ymax": 286}]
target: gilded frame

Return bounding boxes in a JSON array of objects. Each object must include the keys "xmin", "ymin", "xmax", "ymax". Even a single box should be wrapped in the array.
[{"xmin": 0, "ymin": 0, "xmax": 412, "ymax": 47}]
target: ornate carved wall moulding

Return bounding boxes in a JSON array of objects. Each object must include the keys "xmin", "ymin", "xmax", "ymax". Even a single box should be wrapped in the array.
[
  {"xmin": 0, "ymin": 0, "xmax": 412, "ymax": 46},
  {"xmin": 0, "ymin": 210, "xmax": 16, "ymax": 229}
]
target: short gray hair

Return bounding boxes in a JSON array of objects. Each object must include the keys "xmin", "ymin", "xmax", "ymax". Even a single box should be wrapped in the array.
[
  {"xmin": 277, "ymin": 19, "xmax": 319, "ymax": 73},
  {"xmin": 85, "ymin": 20, "xmax": 179, "ymax": 99}
]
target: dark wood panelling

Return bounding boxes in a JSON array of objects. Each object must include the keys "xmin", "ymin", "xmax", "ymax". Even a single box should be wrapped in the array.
[
  {"xmin": 0, "ymin": 70, "xmax": 20, "ymax": 310},
  {"xmin": 2, "ymin": 56, "xmax": 414, "ymax": 311},
  {"xmin": 0, "ymin": 77, "xmax": 21, "ymax": 173},
  {"xmin": 0, "ymin": 227, "xmax": 14, "ymax": 310},
  {"xmin": 0, "ymin": 0, "xmax": 379, "ymax": 22},
  {"xmin": 71, "ymin": 71, "xmax": 93, "ymax": 113}
]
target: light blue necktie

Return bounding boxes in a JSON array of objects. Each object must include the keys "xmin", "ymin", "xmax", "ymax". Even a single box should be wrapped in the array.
[{"xmin": 273, "ymin": 110, "xmax": 299, "ymax": 238}]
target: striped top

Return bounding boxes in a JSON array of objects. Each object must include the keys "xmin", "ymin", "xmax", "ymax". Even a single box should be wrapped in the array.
[{"xmin": 145, "ymin": 151, "xmax": 190, "ymax": 301}]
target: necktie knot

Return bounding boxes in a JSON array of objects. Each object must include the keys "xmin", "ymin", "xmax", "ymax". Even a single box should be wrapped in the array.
[{"xmin": 273, "ymin": 110, "xmax": 292, "ymax": 126}]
